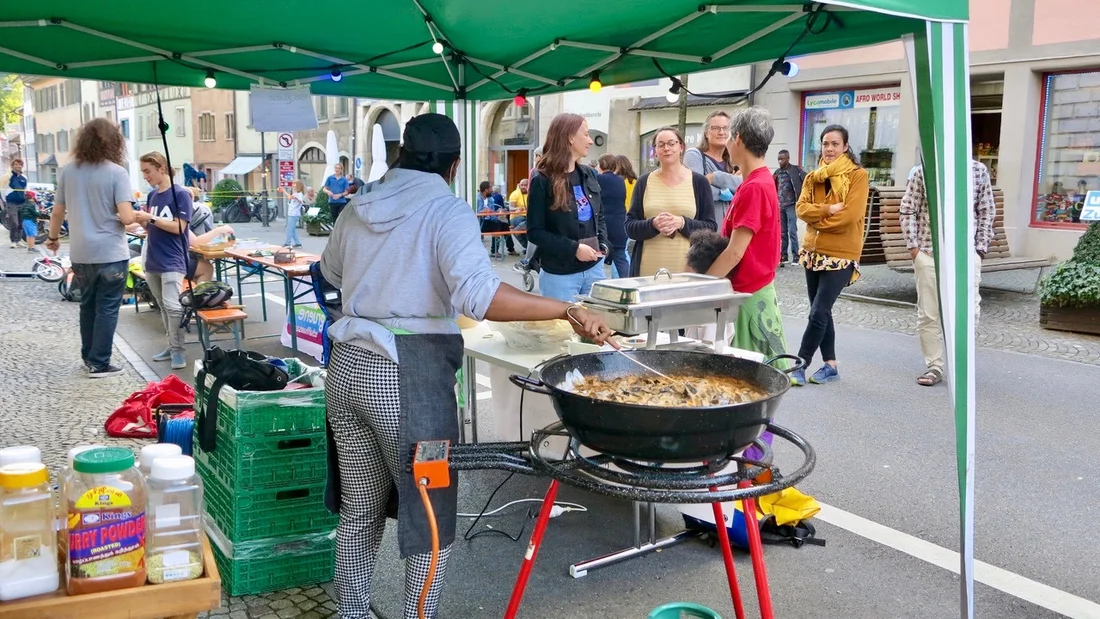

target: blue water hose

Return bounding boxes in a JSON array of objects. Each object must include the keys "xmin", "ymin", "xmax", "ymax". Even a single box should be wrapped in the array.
[{"xmin": 160, "ymin": 416, "xmax": 195, "ymax": 456}]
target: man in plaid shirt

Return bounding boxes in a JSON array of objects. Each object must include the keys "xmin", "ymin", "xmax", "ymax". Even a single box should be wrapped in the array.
[{"xmin": 899, "ymin": 160, "xmax": 996, "ymax": 386}]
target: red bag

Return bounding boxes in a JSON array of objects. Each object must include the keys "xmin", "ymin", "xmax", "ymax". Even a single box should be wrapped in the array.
[{"xmin": 105, "ymin": 375, "xmax": 196, "ymax": 438}]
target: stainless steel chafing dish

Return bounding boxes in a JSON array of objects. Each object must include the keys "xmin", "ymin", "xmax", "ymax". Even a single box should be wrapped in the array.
[{"xmin": 577, "ymin": 268, "xmax": 750, "ymax": 348}]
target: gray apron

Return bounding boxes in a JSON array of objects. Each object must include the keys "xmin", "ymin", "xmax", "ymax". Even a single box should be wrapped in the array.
[{"xmin": 324, "ymin": 333, "xmax": 464, "ymax": 559}]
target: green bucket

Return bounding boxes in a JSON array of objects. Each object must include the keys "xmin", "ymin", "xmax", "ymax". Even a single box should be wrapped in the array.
[{"xmin": 647, "ymin": 603, "xmax": 723, "ymax": 619}]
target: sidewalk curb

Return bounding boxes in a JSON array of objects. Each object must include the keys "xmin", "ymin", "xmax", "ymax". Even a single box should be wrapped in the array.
[{"xmin": 114, "ymin": 334, "xmax": 162, "ymax": 383}]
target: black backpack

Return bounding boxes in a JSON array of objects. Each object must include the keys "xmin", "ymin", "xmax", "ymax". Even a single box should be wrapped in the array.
[
  {"xmin": 195, "ymin": 346, "xmax": 289, "ymax": 451},
  {"xmin": 178, "ymin": 281, "xmax": 233, "ymax": 325},
  {"xmin": 58, "ymin": 270, "xmax": 81, "ymax": 302}
]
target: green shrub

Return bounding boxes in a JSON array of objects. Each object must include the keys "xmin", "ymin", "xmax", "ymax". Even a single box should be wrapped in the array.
[
  {"xmin": 1072, "ymin": 221, "xmax": 1100, "ymax": 265},
  {"xmin": 303, "ymin": 190, "xmax": 331, "ymax": 225},
  {"xmin": 1039, "ymin": 260, "xmax": 1100, "ymax": 308},
  {"xmin": 210, "ymin": 179, "xmax": 243, "ymax": 213}
]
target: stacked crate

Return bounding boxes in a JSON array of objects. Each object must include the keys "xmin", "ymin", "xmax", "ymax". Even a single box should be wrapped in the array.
[{"xmin": 192, "ymin": 360, "xmax": 338, "ymax": 596}]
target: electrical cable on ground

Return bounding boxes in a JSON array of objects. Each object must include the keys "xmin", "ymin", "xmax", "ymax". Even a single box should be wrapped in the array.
[{"xmin": 417, "ymin": 479, "xmax": 440, "ymax": 619}]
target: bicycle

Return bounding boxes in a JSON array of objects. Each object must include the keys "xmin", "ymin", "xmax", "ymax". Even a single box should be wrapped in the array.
[{"xmin": 0, "ymin": 247, "xmax": 70, "ymax": 283}]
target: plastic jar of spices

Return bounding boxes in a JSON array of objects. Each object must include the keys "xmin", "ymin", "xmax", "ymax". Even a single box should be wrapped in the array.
[
  {"xmin": 145, "ymin": 456, "xmax": 204, "ymax": 584},
  {"xmin": 0, "ymin": 462, "xmax": 60, "ymax": 601},
  {"xmin": 66, "ymin": 447, "xmax": 147, "ymax": 595},
  {"xmin": 139, "ymin": 443, "xmax": 182, "ymax": 477}
]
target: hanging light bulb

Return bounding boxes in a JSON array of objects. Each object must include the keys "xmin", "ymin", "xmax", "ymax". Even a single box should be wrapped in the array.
[
  {"xmin": 331, "ymin": 68, "xmax": 343, "ymax": 82},
  {"xmin": 666, "ymin": 77, "xmax": 681, "ymax": 103},
  {"xmin": 432, "ymin": 40, "xmax": 445, "ymax": 55},
  {"xmin": 204, "ymin": 69, "xmax": 216, "ymax": 89},
  {"xmin": 588, "ymin": 72, "xmax": 602, "ymax": 93},
  {"xmin": 513, "ymin": 89, "xmax": 528, "ymax": 108},
  {"xmin": 666, "ymin": 91, "xmax": 680, "ymax": 104},
  {"xmin": 773, "ymin": 58, "xmax": 800, "ymax": 78},
  {"xmin": 785, "ymin": 60, "xmax": 800, "ymax": 78}
]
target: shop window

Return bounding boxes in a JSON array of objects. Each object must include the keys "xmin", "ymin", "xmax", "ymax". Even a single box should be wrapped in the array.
[
  {"xmin": 198, "ymin": 112, "xmax": 216, "ymax": 141},
  {"xmin": 1033, "ymin": 69, "xmax": 1100, "ymax": 226},
  {"xmin": 801, "ymin": 86, "xmax": 902, "ymax": 187}
]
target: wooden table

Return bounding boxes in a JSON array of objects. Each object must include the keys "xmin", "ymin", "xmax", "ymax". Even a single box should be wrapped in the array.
[
  {"xmin": 190, "ymin": 243, "xmax": 231, "ymax": 282},
  {"xmin": 222, "ymin": 246, "xmax": 319, "ymax": 353},
  {"xmin": 0, "ymin": 536, "xmax": 221, "ymax": 619}
]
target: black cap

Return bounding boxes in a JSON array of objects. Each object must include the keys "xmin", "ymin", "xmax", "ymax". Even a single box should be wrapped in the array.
[{"xmin": 403, "ymin": 113, "xmax": 462, "ymax": 154}]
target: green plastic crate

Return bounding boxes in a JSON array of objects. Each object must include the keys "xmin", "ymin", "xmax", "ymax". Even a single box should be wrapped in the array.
[
  {"xmin": 193, "ymin": 422, "xmax": 328, "ymax": 490},
  {"xmin": 207, "ymin": 526, "xmax": 335, "ymax": 596},
  {"xmin": 199, "ymin": 459, "xmax": 338, "ymax": 542},
  {"xmin": 193, "ymin": 359, "xmax": 327, "ymax": 437}
]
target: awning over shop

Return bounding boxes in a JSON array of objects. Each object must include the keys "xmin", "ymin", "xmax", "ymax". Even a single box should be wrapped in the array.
[{"xmin": 218, "ymin": 156, "xmax": 262, "ymax": 177}]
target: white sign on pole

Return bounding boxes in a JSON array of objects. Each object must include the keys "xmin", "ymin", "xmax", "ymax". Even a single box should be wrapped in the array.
[
  {"xmin": 1082, "ymin": 191, "xmax": 1100, "ymax": 221},
  {"xmin": 250, "ymin": 85, "xmax": 319, "ymax": 132},
  {"xmin": 277, "ymin": 132, "xmax": 295, "ymax": 161}
]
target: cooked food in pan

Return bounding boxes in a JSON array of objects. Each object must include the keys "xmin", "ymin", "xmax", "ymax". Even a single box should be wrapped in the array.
[{"xmin": 569, "ymin": 374, "xmax": 767, "ymax": 407}]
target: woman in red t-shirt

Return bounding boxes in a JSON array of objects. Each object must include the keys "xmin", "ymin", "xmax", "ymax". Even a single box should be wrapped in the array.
[{"xmin": 704, "ymin": 106, "xmax": 789, "ymax": 360}]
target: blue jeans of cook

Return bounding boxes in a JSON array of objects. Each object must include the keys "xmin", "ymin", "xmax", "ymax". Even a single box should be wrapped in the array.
[
  {"xmin": 71, "ymin": 260, "xmax": 128, "ymax": 369},
  {"xmin": 780, "ymin": 205, "xmax": 798, "ymax": 260},
  {"xmin": 285, "ymin": 215, "xmax": 301, "ymax": 246},
  {"xmin": 538, "ymin": 262, "xmax": 605, "ymax": 302}
]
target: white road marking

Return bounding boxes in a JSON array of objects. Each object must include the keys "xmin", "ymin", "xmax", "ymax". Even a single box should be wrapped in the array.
[
  {"xmin": 817, "ymin": 502, "xmax": 1100, "ymax": 618},
  {"xmin": 476, "ymin": 373, "xmax": 491, "ymax": 388}
]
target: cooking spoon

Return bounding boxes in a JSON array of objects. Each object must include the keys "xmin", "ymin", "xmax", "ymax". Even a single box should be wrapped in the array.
[{"xmin": 616, "ymin": 349, "xmax": 674, "ymax": 381}]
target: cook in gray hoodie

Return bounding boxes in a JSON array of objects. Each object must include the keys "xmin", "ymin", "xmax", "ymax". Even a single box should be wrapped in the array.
[{"xmin": 317, "ymin": 114, "xmax": 616, "ymax": 619}]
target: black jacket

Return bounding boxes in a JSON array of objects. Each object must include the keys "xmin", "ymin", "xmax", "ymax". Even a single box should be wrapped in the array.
[
  {"xmin": 596, "ymin": 171, "xmax": 628, "ymax": 249},
  {"xmin": 625, "ymin": 170, "xmax": 717, "ymax": 277},
  {"xmin": 526, "ymin": 165, "xmax": 609, "ymax": 275},
  {"xmin": 773, "ymin": 164, "xmax": 807, "ymax": 206}
]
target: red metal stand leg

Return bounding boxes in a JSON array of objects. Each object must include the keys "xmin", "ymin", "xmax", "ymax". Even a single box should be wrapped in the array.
[
  {"xmin": 709, "ymin": 489, "xmax": 746, "ymax": 619},
  {"xmin": 740, "ymin": 482, "xmax": 774, "ymax": 619},
  {"xmin": 504, "ymin": 479, "xmax": 559, "ymax": 619}
]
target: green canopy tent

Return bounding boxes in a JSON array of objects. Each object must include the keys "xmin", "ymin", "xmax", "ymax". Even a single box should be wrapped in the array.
[{"xmin": 0, "ymin": 1, "xmax": 978, "ymax": 615}]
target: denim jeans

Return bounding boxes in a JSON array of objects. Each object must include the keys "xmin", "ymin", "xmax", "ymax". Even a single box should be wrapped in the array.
[
  {"xmin": 797, "ymin": 265, "xmax": 853, "ymax": 364},
  {"xmin": 71, "ymin": 260, "xmax": 128, "ymax": 369},
  {"xmin": 539, "ymin": 262, "xmax": 605, "ymax": 302},
  {"xmin": 4, "ymin": 204, "xmax": 21, "ymax": 243},
  {"xmin": 608, "ymin": 246, "xmax": 630, "ymax": 278},
  {"xmin": 285, "ymin": 215, "xmax": 301, "ymax": 246},
  {"xmin": 779, "ymin": 205, "xmax": 798, "ymax": 260}
]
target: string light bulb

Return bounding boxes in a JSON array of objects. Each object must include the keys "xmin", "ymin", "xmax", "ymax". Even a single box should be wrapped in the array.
[
  {"xmin": 666, "ymin": 91, "xmax": 680, "ymax": 104},
  {"xmin": 666, "ymin": 77, "xmax": 682, "ymax": 103},
  {"xmin": 331, "ymin": 68, "xmax": 343, "ymax": 82},
  {"xmin": 432, "ymin": 41, "xmax": 445, "ymax": 55},
  {"xmin": 588, "ymin": 72, "xmax": 602, "ymax": 93},
  {"xmin": 204, "ymin": 69, "xmax": 216, "ymax": 89},
  {"xmin": 773, "ymin": 58, "xmax": 799, "ymax": 78},
  {"xmin": 514, "ymin": 89, "xmax": 528, "ymax": 107}
]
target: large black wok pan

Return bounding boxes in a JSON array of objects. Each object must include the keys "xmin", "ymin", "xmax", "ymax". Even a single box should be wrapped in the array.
[{"xmin": 510, "ymin": 351, "xmax": 802, "ymax": 463}]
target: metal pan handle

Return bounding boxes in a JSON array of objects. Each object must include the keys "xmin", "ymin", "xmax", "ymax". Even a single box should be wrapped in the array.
[
  {"xmin": 509, "ymin": 374, "xmax": 554, "ymax": 395},
  {"xmin": 654, "ymin": 268, "xmax": 673, "ymax": 281},
  {"xmin": 764, "ymin": 354, "xmax": 805, "ymax": 375}
]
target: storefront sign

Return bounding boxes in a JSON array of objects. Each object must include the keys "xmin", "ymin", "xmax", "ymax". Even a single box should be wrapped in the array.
[
  {"xmin": 1082, "ymin": 191, "xmax": 1100, "ymax": 221},
  {"xmin": 804, "ymin": 87, "xmax": 901, "ymax": 110}
]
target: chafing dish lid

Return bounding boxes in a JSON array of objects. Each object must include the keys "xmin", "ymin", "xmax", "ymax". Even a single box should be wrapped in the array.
[{"xmin": 588, "ymin": 268, "xmax": 734, "ymax": 305}]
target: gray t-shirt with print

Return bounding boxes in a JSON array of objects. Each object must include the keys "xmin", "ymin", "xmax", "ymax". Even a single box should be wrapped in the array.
[{"xmin": 57, "ymin": 161, "xmax": 132, "ymax": 264}]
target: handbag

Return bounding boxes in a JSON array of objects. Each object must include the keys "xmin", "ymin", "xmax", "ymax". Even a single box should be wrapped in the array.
[{"xmin": 195, "ymin": 346, "xmax": 289, "ymax": 451}]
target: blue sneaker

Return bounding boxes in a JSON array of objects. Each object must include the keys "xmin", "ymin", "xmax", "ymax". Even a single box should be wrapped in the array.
[
  {"xmin": 810, "ymin": 364, "xmax": 839, "ymax": 384},
  {"xmin": 790, "ymin": 368, "xmax": 806, "ymax": 386}
]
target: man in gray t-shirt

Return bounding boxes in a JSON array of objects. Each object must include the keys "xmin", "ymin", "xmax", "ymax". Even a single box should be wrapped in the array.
[{"xmin": 46, "ymin": 126, "xmax": 137, "ymax": 378}]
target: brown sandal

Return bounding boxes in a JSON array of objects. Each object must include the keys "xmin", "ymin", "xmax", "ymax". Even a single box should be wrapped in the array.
[{"xmin": 917, "ymin": 368, "xmax": 943, "ymax": 386}]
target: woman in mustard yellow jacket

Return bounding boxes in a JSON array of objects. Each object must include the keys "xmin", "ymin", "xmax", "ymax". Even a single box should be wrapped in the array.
[{"xmin": 792, "ymin": 124, "xmax": 869, "ymax": 386}]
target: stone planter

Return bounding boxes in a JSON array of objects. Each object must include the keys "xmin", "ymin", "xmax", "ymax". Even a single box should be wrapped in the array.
[
  {"xmin": 1039, "ymin": 304, "xmax": 1100, "ymax": 336},
  {"xmin": 306, "ymin": 221, "xmax": 331, "ymax": 237}
]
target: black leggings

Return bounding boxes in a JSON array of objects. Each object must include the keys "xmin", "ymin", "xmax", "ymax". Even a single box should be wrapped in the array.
[{"xmin": 797, "ymin": 266, "xmax": 853, "ymax": 365}]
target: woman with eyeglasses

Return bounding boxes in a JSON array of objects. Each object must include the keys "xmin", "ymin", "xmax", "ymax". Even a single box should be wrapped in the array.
[
  {"xmin": 625, "ymin": 127, "xmax": 716, "ymax": 277},
  {"xmin": 684, "ymin": 110, "xmax": 742, "ymax": 225}
]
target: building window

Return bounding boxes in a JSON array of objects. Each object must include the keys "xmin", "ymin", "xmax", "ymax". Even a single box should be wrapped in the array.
[
  {"xmin": 225, "ymin": 113, "xmax": 235, "ymax": 140},
  {"xmin": 121, "ymin": 119, "xmax": 130, "ymax": 139},
  {"xmin": 176, "ymin": 107, "xmax": 186, "ymax": 137},
  {"xmin": 801, "ymin": 86, "xmax": 903, "ymax": 187},
  {"xmin": 315, "ymin": 96, "xmax": 328, "ymax": 122},
  {"xmin": 1034, "ymin": 69, "xmax": 1100, "ymax": 226},
  {"xmin": 105, "ymin": 109, "xmax": 113, "ymax": 123},
  {"xmin": 198, "ymin": 112, "xmax": 216, "ymax": 141},
  {"xmin": 65, "ymin": 80, "xmax": 80, "ymax": 107},
  {"xmin": 335, "ymin": 97, "xmax": 349, "ymax": 119},
  {"xmin": 147, "ymin": 113, "xmax": 158, "ymax": 139}
]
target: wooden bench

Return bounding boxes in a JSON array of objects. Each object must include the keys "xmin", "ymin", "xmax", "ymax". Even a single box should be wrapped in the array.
[
  {"xmin": 873, "ymin": 186, "xmax": 1055, "ymax": 274},
  {"xmin": 196, "ymin": 306, "xmax": 248, "ymax": 349}
]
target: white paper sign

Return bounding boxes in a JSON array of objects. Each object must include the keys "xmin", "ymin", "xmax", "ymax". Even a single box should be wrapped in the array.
[
  {"xmin": 1083, "ymin": 191, "xmax": 1100, "ymax": 222},
  {"xmin": 250, "ymin": 85, "xmax": 319, "ymax": 132}
]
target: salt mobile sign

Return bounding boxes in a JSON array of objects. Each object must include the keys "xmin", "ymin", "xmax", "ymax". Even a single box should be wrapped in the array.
[{"xmin": 1082, "ymin": 191, "xmax": 1100, "ymax": 221}]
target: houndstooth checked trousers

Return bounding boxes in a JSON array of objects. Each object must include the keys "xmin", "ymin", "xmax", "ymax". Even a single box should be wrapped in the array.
[{"xmin": 326, "ymin": 343, "xmax": 453, "ymax": 619}]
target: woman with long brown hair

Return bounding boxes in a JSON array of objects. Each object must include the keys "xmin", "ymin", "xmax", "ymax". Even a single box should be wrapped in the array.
[
  {"xmin": 684, "ymin": 110, "xmax": 742, "ymax": 224},
  {"xmin": 791, "ymin": 124, "xmax": 869, "ymax": 386},
  {"xmin": 526, "ymin": 113, "xmax": 609, "ymax": 302},
  {"xmin": 614, "ymin": 154, "xmax": 638, "ymax": 208},
  {"xmin": 625, "ymin": 126, "xmax": 716, "ymax": 276},
  {"xmin": 596, "ymin": 153, "xmax": 629, "ymax": 278},
  {"xmin": 46, "ymin": 118, "xmax": 136, "ymax": 377}
]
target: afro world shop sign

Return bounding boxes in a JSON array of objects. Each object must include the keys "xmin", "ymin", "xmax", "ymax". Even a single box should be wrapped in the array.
[{"xmin": 804, "ymin": 86, "xmax": 902, "ymax": 110}]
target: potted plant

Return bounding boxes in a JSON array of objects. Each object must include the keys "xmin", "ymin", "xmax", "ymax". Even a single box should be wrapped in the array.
[
  {"xmin": 210, "ymin": 178, "xmax": 242, "ymax": 215},
  {"xmin": 303, "ymin": 191, "xmax": 332, "ymax": 236},
  {"xmin": 1039, "ymin": 222, "xmax": 1100, "ymax": 335}
]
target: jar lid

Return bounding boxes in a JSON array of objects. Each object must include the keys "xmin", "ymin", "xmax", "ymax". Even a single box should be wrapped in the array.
[
  {"xmin": 67, "ymin": 445, "xmax": 105, "ymax": 467},
  {"xmin": 150, "ymin": 456, "xmax": 196, "ymax": 481},
  {"xmin": 139, "ymin": 443, "xmax": 182, "ymax": 470},
  {"xmin": 0, "ymin": 445, "xmax": 42, "ymax": 468},
  {"xmin": 0, "ymin": 463, "xmax": 49, "ymax": 488},
  {"xmin": 74, "ymin": 447, "xmax": 135, "ymax": 474}
]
